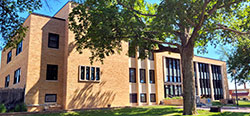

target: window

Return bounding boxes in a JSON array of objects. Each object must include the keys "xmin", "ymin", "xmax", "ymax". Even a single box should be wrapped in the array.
[
  {"xmin": 7, "ymin": 51, "xmax": 12, "ymax": 64},
  {"xmin": 46, "ymin": 64, "xmax": 58, "ymax": 80},
  {"xmin": 129, "ymin": 68, "xmax": 136, "ymax": 83},
  {"xmin": 150, "ymin": 93, "xmax": 156, "ymax": 102},
  {"xmin": 91, "ymin": 67, "xmax": 95, "ymax": 80},
  {"xmin": 14, "ymin": 68, "xmax": 21, "ymax": 84},
  {"xmin": 149, "ymin": 70, "xmax": 155, "ymax": 83},
  {"xmin": 130, "ymin": 93, "xmax": 137, "ymax": 103},
  {"xmin": 45, "ymin": 94, "xmax": 57, "ymax": 102},
  {"xmin": 148, "ymin": 51, "xmax": 154, "ymax": 60},
  {"xmin": 79, "ymin": 66, "xmax": 100, "ymax": 81},
  {"xmin": 5, "ymin": 75, "xmax": 10, "ymax": 88},
  {"xmin": 96, "ymin": 67, "xmax": 100, "ymax": 80},
  {"xmin": 48, "ymin": 33, "xmax": 59, "ymax": 49},
  {"xmin": 16, "ymin": 41, "xmax": 22, "ymax": 55},
  {"xmin": 212, "ymin": 65, "xmax": 223, "ymax": 100},
  {"xmin": 140, "ymin": 69, "xmax": 146, "ymax": 83},
  {"xmin": 86, "ymin": 66, "xmax": 90, "ymax": 80},
  {"xmin": 80, "ymin": 66, "xmax": 85, "ymax": 80},
  {"xmin": 140, "ymin": 93, "xmax": 147, "ymax": 102}
]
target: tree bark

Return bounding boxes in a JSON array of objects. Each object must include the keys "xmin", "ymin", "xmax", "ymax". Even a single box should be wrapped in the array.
[{"xmin": 180, "ymin": 42, "xmax": 196, "ymax": 115}]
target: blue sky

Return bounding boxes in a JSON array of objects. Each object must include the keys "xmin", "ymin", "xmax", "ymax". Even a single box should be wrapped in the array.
[{"xmin": 0, "ymin": 0, "xmax": 248, "ymax": 89}]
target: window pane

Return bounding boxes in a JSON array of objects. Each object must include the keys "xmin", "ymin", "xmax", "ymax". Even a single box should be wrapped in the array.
[
  {"xmin": 91, "ymin": 67, "xmax": 95, "ymax": 80},
  {"xmin": 140, "ymin": 69, "xmax": 146, "ymax": 83},
  {"xmin": 16, "ymin": 41, "xmax": 23, "ymax": 55},
  {"xmin": 5, "ymin": 75, "xmax": 10, "ymax": 88},
  {"xmin": 150, "ymin": 94, "xmax": 156, "ymax": 102},
  {"xmin": 149, "ymin": 70, "xmax": 155, "ymax": 84},
  {"xmin": 140, "ymin": 93, "xmax": 147, "ymax": 102},
  {"xmin": 14, "ymin": 68, "xmax": 21, "ymax": 84},
  {"xmin": 130, "ymin": 93, "xmax": 137, "ymax": 103},
  {"xmin": 96, "ymin": 67, "xmax": 100, "ymax": 80},
  {"xmin": 86, "ymin": 67, "xmax": 90, "ymax": 80},
  {"xmin": 46, "ymin": 65, "xmax": 58, "ymax": 80},
  {"xmin": 80, "ymin": 66, "xmax": 85, "ymax": 80},
  {"xmin": 129, "ymin": 68, "xmax": 136, "ymax": 83},
  {"xmin": 7, "ymin": 51, "xmax": 12, "ymax": 63},
  {"xmin": 48, "ymin": 33, "xmax": 59, "ymax": 49},
  {"xmin": 45, "ymin": 94, "xmax": 57, "ymax": 102}
]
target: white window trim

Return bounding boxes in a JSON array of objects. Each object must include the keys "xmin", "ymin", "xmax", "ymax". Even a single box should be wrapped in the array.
[{"xmin": 79, "ymin": 65, "xmax": 100, "ymax": 82}]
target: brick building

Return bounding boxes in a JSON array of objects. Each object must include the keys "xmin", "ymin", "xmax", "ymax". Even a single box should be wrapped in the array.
[{"xmin": 0, "ymin": 2, "xmax": 229, "ymax": 111}]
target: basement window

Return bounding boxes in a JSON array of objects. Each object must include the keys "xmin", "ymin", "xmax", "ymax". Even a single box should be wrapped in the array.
[{"xmin": 45, "ymin": 94, "xmax": 57, "ymax": 103}]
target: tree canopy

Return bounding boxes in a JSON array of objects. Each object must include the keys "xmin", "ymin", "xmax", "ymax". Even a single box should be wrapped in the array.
[
  {"xmin": 227, "ymin": 38, "xmax": 250, "ymax": 84},
  {"xmin": 0, "ymin": 0, "xmax": 42, "ymax": 50},
  {"xmin": 69, "ymin": 0, "xmax": 250, "ymax": 115}
]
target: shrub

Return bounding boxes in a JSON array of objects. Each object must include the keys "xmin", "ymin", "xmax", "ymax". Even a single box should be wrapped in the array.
[
  {"xmin": 165, "ymin": 96, "xmax": 183, "ymax": 100},
  {"xmin": 14, "ymin": 103, "xmax": 27, "ymax": 112},
  {"xmin": 0, "ymin": 104, "xmax": 6, "ymax": 113}
]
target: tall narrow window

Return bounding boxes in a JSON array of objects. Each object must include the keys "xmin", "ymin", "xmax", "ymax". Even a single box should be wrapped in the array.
[
  {"xmin": 130, "ymin": 93, "xmax": 137, "ymax": 103},
  {"xmin": 149, "ymin": 70, "xmax": 155, "ymax": 84},
  {"xmin": 46, "ymin": 64, "xmax": 58, "ymax": 80},
  {"xmin": 91, "ymin": 67, "xmax": 95, "ymax": 80},
  {"xmin": 140, "ymin": 69, "xmax": 146, "ymax": 83},
  {"xmin": 148, "ymin": 51, "xmax": 154, "ymax": 60},
  {"xmin": 14, "ymin": 68, "xmax": 21, "ymax": 84},
  {"xmin": 7, "ymin": 51, "xmax": 12, "ymax": 64},
  {"xmin": 96, "ymin": 67, "xmax": 100, "ymax": 80},
  {"xmin": 150, "ymin": 93, "xmax": 156, "ymax": 102},
  {"xmin": 86, "ymin": 67, "xmax": 90, "ymax": 80},
  {"xmin": 16, "ymin": 41, "xmax": 23, "ymax": 55},
  {"xmin": 129, "ymin": 68, "xmax": 136, "ymax": 83},
  {"xmin": 140, "ymin": 93, "xmax": 147, "ymax": 102},
  {"xmin": 5, "ymin": 75, "xmax": 10, "ymax": 88},
  {"xmin": 80, "ymin": 66, "xmax": 85, "ymax": 80},
  {"xmin": 48, "ymin": 33, "xmax": 59, "ymax": 49}
]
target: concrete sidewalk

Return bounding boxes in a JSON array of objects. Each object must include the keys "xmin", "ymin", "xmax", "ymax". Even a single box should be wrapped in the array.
[{"xmin": 197, "ymin": 106, "xmax": 250, "ymax": 113}]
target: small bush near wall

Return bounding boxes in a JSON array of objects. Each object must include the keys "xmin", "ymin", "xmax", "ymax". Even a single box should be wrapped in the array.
[
  {"xmin": 165, "ymin": 96, "xmax": 183, "ymax": 100},
  {"xmin": 0, "ymin": 104, "xmax": 6, "ymax": 113},
  {"xmin": 14, "ymin": 103, "xmax": 27, "ymax": 112}
]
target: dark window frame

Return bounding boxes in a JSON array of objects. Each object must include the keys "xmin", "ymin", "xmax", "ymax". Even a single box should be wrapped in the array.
[
  {"xmin": 129, "ymin": 68, "xmax": 136, "ymax": 83},
  {"xmin": 13, "ymin": 68, "xmax": 21, "ymax": 84},
  {"xmin": 149, "ymin": 70, "xmax": 155, "ymax": 84},
  {"xmin": 45, "ymin": 94, "xmax": 57, "ymax": 103},
  {"xmin": 96, "ymin": 67, "xmax": 100, "ymax": 80},
  {"xmin": 7, "ymin": 50, "xmax": 12, "ymax": 64},
  {"xmin": 150, "ymin": 93, "xmax": 156, "ymax": 102},
  {"xmin": 5, "ymin": 75, "xmax": 10, "ymax": 88},
  {"xmin": 140, "ymin": 93, "xmax": 147, "ymax": 102},
  {"xmin": 91, "ymin": 67, "xmax": 95, "ymax": 80},
  {"xmin": 48, "ymin": 33, "xmax": 59, "ymax": 49},
  {"xmin": 46, "ymin": 64, "xmax": 58, "ymax": 80},
  {"xmin": 80, "ymin": 66, "xmax": 85, "ymax": 80},
  {"xmin": 148, "ymin": 51, "xmax": 154, "ymax": 60},
  {"xmin": 16, "ymin": 41, "xmax": 23, "ymax": 56},
  {"xmin": 130, "ymin": 93, "xmax": 137, "ymax": 103},
  {"xmin": 140, "ymin": 69, "xmax": 146, "ymax": 83}
]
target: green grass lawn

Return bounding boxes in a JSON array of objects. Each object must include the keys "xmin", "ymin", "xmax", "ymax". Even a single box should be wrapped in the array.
[
  {"xmin": 24, "ymin": 106, "xmax": 250, "ymax": 116},
  {"xmin": 213, "ymin": 100, "xmax": 250, "ymax": 107}
]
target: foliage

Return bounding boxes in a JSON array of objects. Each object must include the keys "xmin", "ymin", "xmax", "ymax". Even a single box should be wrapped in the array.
[
  {"xmin": 0, "ymin": 0, "xmax": 42, "ymax": 50},
  {"xmin": 227, "ymin": 38, "xmax": 250, "ymax": 85},
  {"xmin": 69, "ymin": 0, "xmax": 250, "ymax": 114},
  {"xmin": 165, "ymin": 96, "xmax": 183, "ymax": 100},
  {"xmin": 14, "ymin": 103, "xmax": 27, "ymax": 112},
  {"xmin": 0, "ymin": 104, "xmax": 6, "ymax": 113}
]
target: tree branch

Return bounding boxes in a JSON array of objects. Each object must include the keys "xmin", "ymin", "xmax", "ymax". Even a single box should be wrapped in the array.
[
  {"xmin": 141, "ymin": 37, "xmax": 181, "ymax": 47},
  {"xmin": 213, "ymin": 24, "xmax": 250, "ymax": 35},
  {"xmin": 116, "ymin": 0, "xmax": 157, "ymax": 17}
]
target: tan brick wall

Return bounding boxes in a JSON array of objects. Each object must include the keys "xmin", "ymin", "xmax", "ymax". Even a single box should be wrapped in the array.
[
  {"xmin": 24, "ymin": 14, "xmax": 66, "ymax": 108},
  {"xmin": 0, "ymin": 16, "xmax": 31, "ymax": 89}
]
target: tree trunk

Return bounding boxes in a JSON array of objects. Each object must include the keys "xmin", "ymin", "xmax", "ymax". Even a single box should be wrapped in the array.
[{"xmin": 180, "ymin": 43, "xmax": 196, "ymax": 115}]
